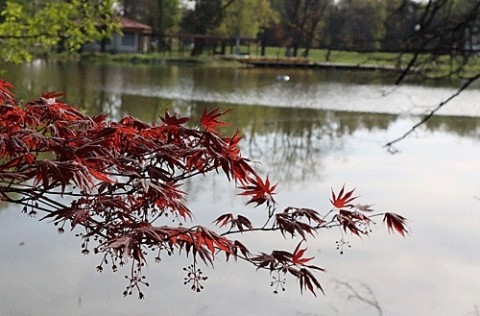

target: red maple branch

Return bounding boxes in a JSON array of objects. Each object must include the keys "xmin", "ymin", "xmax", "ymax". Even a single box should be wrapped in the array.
[{"xmin": 0, "ymin": 79, "xmax": 408, "ymax": 298}]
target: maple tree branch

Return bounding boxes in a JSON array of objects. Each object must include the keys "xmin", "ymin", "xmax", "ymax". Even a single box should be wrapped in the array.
[
  {"xmin": 220, "ymin": 226, "xmax": 278, "ymax": 236},
  {"xmin": 1, "ymin": 195, "xmax": 54, "ymax": 214},
  {"xmin": 222, "ymin": 212, "xmax": 385, "ymax": 237},
  {"xmin": 0, "ymin": 79, "xmax": 409, "ymax": 298}
]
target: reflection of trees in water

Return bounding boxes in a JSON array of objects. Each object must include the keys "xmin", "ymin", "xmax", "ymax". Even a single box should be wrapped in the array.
[
  {"xmin": 292, "ymin": 279, "xmax": 383, "ymax": 316},
  {"xmin": 329, "ymin": 279, "xmax": 383, "ymax": 316},
  {"xmin": 425, "ymin": 116, "xmax": 480, "ymax": 139},
  {"xmin": 0, "ymin": 201, "xmax": 7, "ymax": 211},
  {"xmin": 241, "ymin": 116, "xmax": 334, "ymax": 183},
  {"xmin": 466, "ymin": 305, "xmax": 480, "ymax": 316},
  {"xmin": 190, "ymin": 104, "xmax": 397, "ymax": 184},
  {"xmin": 5, "ymin": 61, "xmax": 480, "ymax": 141}
]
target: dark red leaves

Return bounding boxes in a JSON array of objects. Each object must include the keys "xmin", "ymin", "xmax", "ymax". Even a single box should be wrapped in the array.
[
  {"xmin": 337, "ymin": 209, "xmax": 371, "ymax": 236},
  {"xmin": 232, "ymin": 240, "xmax": 250, "ymax": 258},
  {"xmin": 251, "ymin": 252, "xmax": 278, "ymax": 270},
  {"xmin": 284, "ymin": 207, "xmax": 325, "ymax": 225},
  {"xmin": 297, "ymin": 268, "xmax": 324, "ymax": 297},
  {"xmin": 88, "ymin": 168, "xmax": 116, "ymax": 184},
  {"xmin": 240, "ymin": 175, "xmax": 277, "ymax": 207},
  {"xmin": 41, "ymin": 91, "xmax": 65, "ymax": 103},
  {"xmin": 292, "ymin": 241, "xmax": 314, "ymax": 265},
  {"xmin": 213, "ymin": 214, "xmax": 253, "ymax": 232},
  {"xmin": 275, "ymin": 207, "xmax": 324, "ymax": 239},
  {"xmin": 41, "ymin": 91, "xmax": 65, "ymax": 99},
  {"xmin": 213, "ymin": 213, "xmax": 233, "ymax": 228},
  {"xmin": 252, "ymin": 242, "xmax": 325, "ymax": 296},
  {"xmin": 107, "ymin": 235, "xmax": 143, "ymax": 263},
  {"xmin": 0, "ymin": 80, "xmax": 15, "ymax": 105},
  {"xmin": 200, "ymin": 108, "xmax": 231, "ymax": 134},
  {"xmin": 383, "ymin": 212, "xmax": 409, "ymax": 236},
  {"xmin": 173, "ymin": 226, "xmax": 235, "ymax": 264},
  {"xmin": 276, "ymin": 213, "xmax": 316, "ymax": 239},
  {"xmin": 233, "ymin": 215, "xmax": 254, "ymax": 232},
  {"xmin": 160, "ymin": 111, "xmax": 190, "ymax": 126},
  {"xmin": 330, "ymin": 185, "xmax": 357, "ymax": 209}
]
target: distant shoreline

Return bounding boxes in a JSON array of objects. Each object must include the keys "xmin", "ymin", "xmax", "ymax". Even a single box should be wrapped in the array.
[
  {"xmin": 236, "ymin": 56, "xmax": 411, "ymax": 73},
  {"xmin": 34, "ymin": 50, "xmax": 478, "ymax": 78}
]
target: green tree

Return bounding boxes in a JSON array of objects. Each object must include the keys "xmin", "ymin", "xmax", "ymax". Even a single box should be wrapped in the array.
[
  {"xmin": 0, "ymin": 0, "xmax": 119, "ymax": 63},
  {"xmin": 214, "ymin": 0, "xmax": 277, "ymax": 54},
  {"xmin": 332, "ymin": 0, "xmax": 386, "ymax": 51},
  {"xmin": 180, "ymin": 0, "xmax": 237, "ymax": 56},
  {"xmin": 382, "ymin": 0, "xmax": 421, "ymax": 51},
  {"xmin": 120, "ymin": 0, "xmax": 180, "ymax": 50},
  {"xmin": 384, "ymin": 0, "xmax": 480, "ymax": 148},
  {"xmin": 281, "ymin": 0, "xmax": 331, "ymax": 57}
]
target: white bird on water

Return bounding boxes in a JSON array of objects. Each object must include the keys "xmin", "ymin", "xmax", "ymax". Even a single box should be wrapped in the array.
[{"xmin": 276, "ymin": 75, "xmax": 290, "ymax": 81}]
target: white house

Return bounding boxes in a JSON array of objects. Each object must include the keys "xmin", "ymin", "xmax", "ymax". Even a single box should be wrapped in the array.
[{"xmin": 85, "ymin": 17, "xmax": 152, "ymax": 53}]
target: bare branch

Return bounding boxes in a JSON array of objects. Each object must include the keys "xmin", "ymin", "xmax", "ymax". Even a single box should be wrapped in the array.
[{"xmin": 385, "ymin": 73, "xmax": 480, "ymax": 150}]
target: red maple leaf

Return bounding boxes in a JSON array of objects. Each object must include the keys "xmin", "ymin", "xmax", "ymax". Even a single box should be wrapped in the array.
[
  {"xmin": 160, "ymin": 110, "xmax": 190, "ymax": 126},
  {"xmin": 213, "ymin": 213, "xmax": 233, "ymax": 228},
  {"xmin": 330, "ymin": 185, "xmax": 357, "ymax": 208},
  {"xmin": 383, "ymin": 212, "xmax": 409, "ymax": 236},
  {"xmin": 200, "ymin": 108, "xmax": 231, "ymax": 134},
  {"xmin": 292, "ymin": 241, "xmax": 314, "ymax": 265},
  {"xmin": 88, "ymin": 167, "xmax": 116, "ymax": 184},
  {"xmin": 240, "ymin": 175, "xmax": 277, "ymax": 206},
  {"xmin": 0, "ymin": 79, "xmax": 15, "ymax": 105}
]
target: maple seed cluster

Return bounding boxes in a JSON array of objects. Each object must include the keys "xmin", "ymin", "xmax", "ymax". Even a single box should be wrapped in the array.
[
  {"xmin": 183, "ymin": 264, "xmax": 208, "ymax": 293},
  {"xmin": 0, "ymin": 79, "xmax": 408, "ymax": 298}
]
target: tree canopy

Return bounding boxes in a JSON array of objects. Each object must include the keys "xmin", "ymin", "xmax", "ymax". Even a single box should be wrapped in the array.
[
  {"xmin": 0, "ymin": 0, "xmax": 119, "ymax": 63},
  {"xmin": 2, "ymin": 0, "xmax": 480, "ymax": 60}
]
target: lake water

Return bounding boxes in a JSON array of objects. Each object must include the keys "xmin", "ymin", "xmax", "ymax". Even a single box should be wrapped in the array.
[{"xmin": 1, "ymin": 60, "xmax": 480, "ymax": 316}]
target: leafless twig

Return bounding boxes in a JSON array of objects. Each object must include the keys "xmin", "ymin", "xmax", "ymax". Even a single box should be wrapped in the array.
[{"xmin": 385, "ymin": 73, "xmax": 480, "ymax": 151}]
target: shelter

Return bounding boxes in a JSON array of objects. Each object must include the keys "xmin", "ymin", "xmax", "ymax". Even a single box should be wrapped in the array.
[{"xmin": 85, "ymin": 17, "xmax": 152, "ymax": 53}]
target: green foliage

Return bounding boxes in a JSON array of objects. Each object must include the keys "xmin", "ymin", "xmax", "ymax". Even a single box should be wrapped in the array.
[
  {"xmin": 0, "ymin": 0, "xmax": 120, "ymax": 63},
  {"xmin": 121, "ymin": 0, "xmax": 180, "ymax": 35},
  {"xmin": 215, "ymin": 0, "xmax": 278, "ymax": 38},
  {"xmin": 181, "ymin": 0, "xmax": 223, "ymax": 34},
  {"xmin": 159, "ymin": 0, "xmax": 181, "ymax": 34},
  {"xmin": 280, "ymin": 0, "xmax": 332, "ymax": 56},
  {"xmin": 324, "ymin": 0, "xmax": 386, "ymax": 51}
]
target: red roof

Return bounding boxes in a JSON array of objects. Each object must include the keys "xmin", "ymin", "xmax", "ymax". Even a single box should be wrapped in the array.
[{"xmin": 120, "ymin": 17, "xmax": 152, "ymax": 33}]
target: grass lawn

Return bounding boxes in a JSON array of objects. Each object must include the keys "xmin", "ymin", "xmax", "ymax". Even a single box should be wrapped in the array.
[{"xmin": 50, "ymin": 44, "xmax": 480, "ymax": 78}]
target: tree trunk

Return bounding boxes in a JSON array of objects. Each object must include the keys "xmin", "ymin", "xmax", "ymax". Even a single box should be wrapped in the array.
[
  {"xmin": 292, "ymin": 42, "xmax": 299, "ymax": 57},
  {"xmin": 259, "ymin": 30, "xmax": 267, "ymax": 56},
  {"xmin": 325, "ymin": 47, "xmax": 331, "ymax": 61},
  {"xmin": 261, "ymin": 42, "xmax": 266, "ymax": 56},
  {"xmin": 221, "ymin": 42, "xmax": 226, "ymax": 55},
  {"xmin": 191, "ymin": 38, "xmax": 205, "ymax": 56},
  {"xmin": 234, "ymin": 37, "xmax": 241, "ymax": 55},
  {"xmin": 100, "ymin": 38, "xmax": 107, "ymax": 53}
]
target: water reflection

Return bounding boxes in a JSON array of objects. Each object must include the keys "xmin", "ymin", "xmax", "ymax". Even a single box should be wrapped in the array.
[
  {"xmin": 4, "ymin": 59, "xmax": 480, "ymax": 117},
  {"xmin": 4, "ymin": 59, "xmax": 480, "ymax": 182},
  {"xmin": 329, "ymin": 280, "xmax": 383, "ymax": 316}
]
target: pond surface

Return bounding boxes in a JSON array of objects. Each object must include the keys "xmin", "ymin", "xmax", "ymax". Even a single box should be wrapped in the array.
[{"xmin": 1, "ymin": 60, "xmax": 480, "ymax": 316}]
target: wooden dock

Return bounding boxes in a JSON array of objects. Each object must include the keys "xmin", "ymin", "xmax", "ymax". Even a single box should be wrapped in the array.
[
  {"xmin": 237, "ymin": 57, "xmax": 408, "ymax": 73},
  {"xmin": 237, "ymin": 57, "xmax": 314, "ymax": 68}
]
